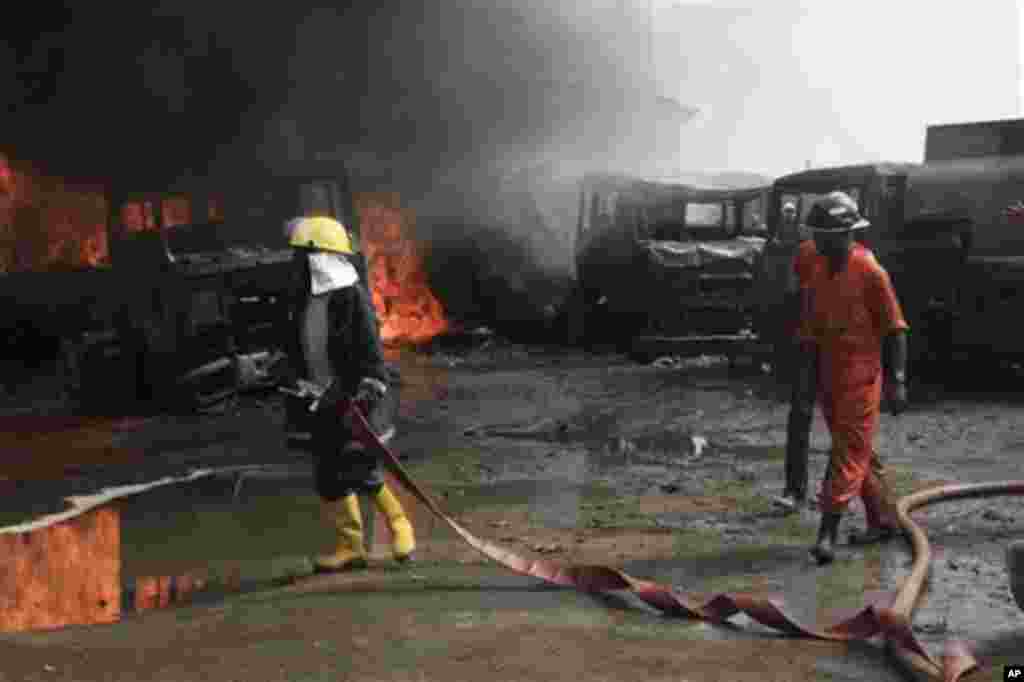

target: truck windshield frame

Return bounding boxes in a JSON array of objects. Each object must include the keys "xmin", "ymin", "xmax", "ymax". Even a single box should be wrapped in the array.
[
  {"xmin": 777, "ymin": 186, "xmax": 863, "ymax": 224},
  {"xmin": 685, "ymin": 201, "xmax": 725, "ymax": 229}
]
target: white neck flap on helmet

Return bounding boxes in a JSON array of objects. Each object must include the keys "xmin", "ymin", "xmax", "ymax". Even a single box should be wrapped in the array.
[{"xmin": 308, "ymin": 252, "xmax": 358, "ymax": 296}]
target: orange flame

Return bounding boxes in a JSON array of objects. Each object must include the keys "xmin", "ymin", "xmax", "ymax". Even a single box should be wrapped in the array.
[
  {"xmin": 356, "ymin": 193, "xmax": 449, "ymax": 345},
  {"xmin": 0, "ymin": 157, "xmax": 449, "ymax": 347},
  {"xmin": 0, "ymin": 154, "xmax": 108, "ymax": 273},
  {"xmin": 0, "ymin": 506, "xmax": 121, "ymax": 632}
]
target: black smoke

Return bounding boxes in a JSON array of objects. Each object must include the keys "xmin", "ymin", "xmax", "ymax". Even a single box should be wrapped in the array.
[{"xmin": 2, "ymin": 2, "xmax": 699, "ymax": 337}]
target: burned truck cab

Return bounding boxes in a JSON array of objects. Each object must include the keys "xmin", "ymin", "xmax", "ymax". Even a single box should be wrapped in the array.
[
  {"xmin": 633, "ymin": 185, "xmax": 768, "ymax": 337},
  {"xmin": 573, "ymin": 172, "xmax": 770, "ymax": 358},
  {"xmin": 81, "ymin": 166, "xmax": 364, "ymax": 407}
]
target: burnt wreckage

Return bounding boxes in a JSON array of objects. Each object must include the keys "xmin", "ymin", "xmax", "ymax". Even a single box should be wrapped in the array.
[
  {"xmin": 571, "ymin": 117, "xmax": 1024, "ymax": 373},
  {"xmin": 0, "ymin": 163, "xmax": 366, "ymax": 409},
  {"xmin": 571, "ymin": 173, "xmax": 771, "ymax": 360},
  {"xmin": 758, "ymin": 117, "xmax": 1024, "ymax": 376}
]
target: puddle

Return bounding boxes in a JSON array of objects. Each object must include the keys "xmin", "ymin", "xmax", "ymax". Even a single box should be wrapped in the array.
[
  {"xmin": 0, "ymin": 469, "xmax": 972, "ymax": 682},
  {"xmin": 0, "ymin": 469, "xmax": 626, "ymax": 632}
]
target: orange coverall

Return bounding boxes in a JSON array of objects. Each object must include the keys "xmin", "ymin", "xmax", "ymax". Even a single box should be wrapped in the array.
[{"xmin": 794, "ymin": 241, "xmax": 909, "ymax": 517}]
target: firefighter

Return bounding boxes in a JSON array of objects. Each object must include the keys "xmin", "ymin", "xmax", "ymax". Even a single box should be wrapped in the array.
[
  {"xmin": 795, "ymin": 192, "xmax": 908, "ymax": 565},
  {"xmin": 285, "ymin": 215, "xmax": 416, "ymax": 572}
]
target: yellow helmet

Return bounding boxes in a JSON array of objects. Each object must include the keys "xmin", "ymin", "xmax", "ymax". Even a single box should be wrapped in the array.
[{"xmin": 285, "ymin": 216, "xmax": 354, "ymax": 254}]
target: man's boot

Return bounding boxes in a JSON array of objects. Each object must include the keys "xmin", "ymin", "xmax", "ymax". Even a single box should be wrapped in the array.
[
  {"xmin": 870, "ymin": 454, "xmax": 900, "ymax": 525},
  {"xmin": 374, "ymin": 484, "xmax": 415, "ymax": 563},
  {"xmin": 809, "ymin": 512, "xmax": 842, "ymax": 565},
  {"xmin": 848, "ymin": 470, "xmax": 899, "ymax": 545},
  {"xmin": 314, "ymin": 494, "xmax": 369, "ymax": 573}
]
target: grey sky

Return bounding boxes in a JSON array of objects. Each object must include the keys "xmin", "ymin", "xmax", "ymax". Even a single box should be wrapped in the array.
[{"xmin": 650, "ymin": 0, "xmax": 1021, "ymax": 177}]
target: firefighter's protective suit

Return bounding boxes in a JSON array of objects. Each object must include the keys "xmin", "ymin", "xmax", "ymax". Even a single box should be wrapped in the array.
[{"xmin": 284, "ymin": 216, "xmax": 415, "ymax": 571}]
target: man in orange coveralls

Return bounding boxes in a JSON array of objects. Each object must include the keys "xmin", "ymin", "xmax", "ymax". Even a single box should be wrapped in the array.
[{"xmin": 795, "ymin": 192, "xmax": 909, "ymax": 565}]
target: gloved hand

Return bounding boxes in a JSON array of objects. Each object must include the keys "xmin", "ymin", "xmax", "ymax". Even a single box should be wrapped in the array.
[{"xmin": 354, "ymin": 377, "xmax": 387, "ymax": 413}]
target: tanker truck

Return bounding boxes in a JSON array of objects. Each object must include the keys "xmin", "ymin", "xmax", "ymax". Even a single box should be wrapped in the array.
[{"xmin": 755, "ymin": 116, "xmax": 1024, "ymax": 377}]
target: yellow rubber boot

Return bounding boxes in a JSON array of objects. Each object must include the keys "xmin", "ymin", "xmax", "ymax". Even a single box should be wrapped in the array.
[
  {"xmin": 374, "ymin": 484, "xmax": 416, "ymax": 562},
  {"xmin": 314, "ymin": 495, "xmax": 368, "ymax": 573}
]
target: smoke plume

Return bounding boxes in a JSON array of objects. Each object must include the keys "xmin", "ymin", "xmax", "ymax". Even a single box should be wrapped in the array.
[
  {"xmin": 237, "ymin": 2, "xmax": 698, "ymax": 330},
  {"xmin": 4, "ymin": 2, "xmax": 700, "ymax": 334}
]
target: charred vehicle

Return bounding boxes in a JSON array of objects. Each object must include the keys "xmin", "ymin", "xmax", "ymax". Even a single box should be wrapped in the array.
[
  {"xmin": 572, "ymin": 172, "xmax": 771, "ymax": 359},
  {"xmin": 899, "ymin": 117, "xmax": 1024, "ymax": 360},
  {"xmin": 0, "ymin": 163, "xmax": 365, "ymax": 409},
  {"xmin": 755, "ymin": 117, "xmax": 1024, "ymax": 374}
]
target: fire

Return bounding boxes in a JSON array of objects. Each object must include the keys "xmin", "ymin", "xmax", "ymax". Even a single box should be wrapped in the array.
[
  {"xmin": 0, "ymin": 505, "xmax": 120, "ymax": 632},
  {"xmin": 0, "ymin": 153, "xmax": 108, "ymax": 273},
  {"xmin": 355, "ymin": 192, "xmax": 450, "ymax": 345}
]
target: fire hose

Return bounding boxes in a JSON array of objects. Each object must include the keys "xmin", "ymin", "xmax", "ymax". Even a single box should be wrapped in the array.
[{"xmin": 340, "ymin": 400, "xmax": 1023, "ymax": 682}]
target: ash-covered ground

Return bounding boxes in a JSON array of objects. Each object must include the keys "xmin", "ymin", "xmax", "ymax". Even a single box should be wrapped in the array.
[{"xmin": 0, "ymin": 339, "xmax": 1021, "ymax": 681}]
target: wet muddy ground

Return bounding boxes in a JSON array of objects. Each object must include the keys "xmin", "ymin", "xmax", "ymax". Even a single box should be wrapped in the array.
[{"xmin": 0, "ymin": 343, "xmax": 1022, "ymax": 681}]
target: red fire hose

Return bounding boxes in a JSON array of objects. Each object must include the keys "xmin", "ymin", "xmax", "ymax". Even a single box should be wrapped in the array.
[{"xmin": 343, "ymin": 401, "xmax": 1022, "ymax": 682}]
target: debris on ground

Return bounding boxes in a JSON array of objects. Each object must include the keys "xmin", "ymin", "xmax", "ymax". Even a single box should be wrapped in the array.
[
  {"xmin": 463, "ymin": 418, "xmax": 566, "ymax": 440},
  {"xmin": 5, "ymin": 341, "xmax": 1024, "ymax": 680},
  {"xmin": 912, "ymin": 618, "xmax": 948, "ymax": 635},
  {"xmin": 732, "ymin": 464, "xmax": 757, "ymax": 482},
  {"xmin": 530, "ymin": 543, "xmax": 566, "ymax": 554},
  {"xmin": 599, "ymin": 437, "xmax": 636, "ymax": 457},
  {"xmin": 981, "ymin": 508, "xmax": 1013, "ymax": 523},
  {"xmin": 651, "ymin": 355, "xmax": 724, "ymax": 370}
]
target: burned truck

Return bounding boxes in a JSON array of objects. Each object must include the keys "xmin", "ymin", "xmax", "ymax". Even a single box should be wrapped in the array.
[
  {"xmin": 572, "ymin": 172, "xmax": 771, "ymax": 360},
  {"xmin": 0, "ymin": 163, "xmax": 365, "ymax": 409},
  {"xmin": 755, "ymin": 116, "xmax": 1024, "ymax": 375},
  {"xmin": 899, "ymin": 117, "xmax": 1024, "ymax": 361}
]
